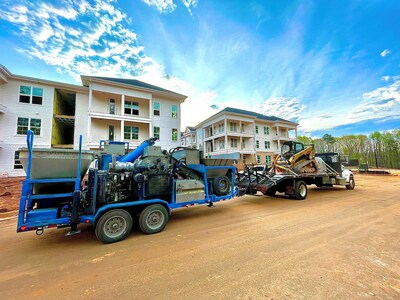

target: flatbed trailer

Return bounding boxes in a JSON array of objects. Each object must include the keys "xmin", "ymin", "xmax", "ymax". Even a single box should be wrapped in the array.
[{"xmin": 237, "ymin": 161, "xmax": 355, "ymax": 200}]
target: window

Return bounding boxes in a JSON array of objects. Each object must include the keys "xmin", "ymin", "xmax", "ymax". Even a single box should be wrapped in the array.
[
  {"xmin": 264, "ymin": 141, "xmax": 270, "ymax": 149},
  {"xmin": 255, "ymin": 125, "xmax": 259, "ymax": 134},
  {"xmin": 219, "ymin": 140, "xmax": 225, "ymax": 149},
  {"xmin": 109, "ymin": 99, "xmax": 115, "ymax": 114},
  {"xmin": 172, "ymin": 105, "xmax": 178, "ymax": 118},
  {"xmin": 256, "ymin": 155, "xmax": 261, "ymax": 164},
  {"xmin": 218, "ymin": 123, "xmax": 224, "ymax": 133},
  {"xmin": 230, "ymin": 122, "xmax": 237, "ymax": 131},
  {"xmin": 266, "ymin": 155, "xmax": 271, "ymax": 164},
  {"xmin": 243, "ymin": 155, "xmax": 247, "ymax": 164},
  {"xmin": 154, "ymin": 126, "xmax": 160, "ymax": 139},
  {"xmin": 172, "ymin": 128, "xmax": 178, "ymax": 141},
  {"xmin": 295, "ymin": 143, "xmax": 304, "ymax": 153},
  {"xmin": 264, "ymin": 126, "xmax": 269, "ymax": 135},
  {"xmin": 14, "ymin": 151, "xmax": 23, "ymax": 169},
  {"xmin": 125, "ymin": 101, "xmax": 139, "ymax": 115},
  {"xmin": 256, "ymin": 140, "xmax": 260, "ymax": 149},
  {"xmin": 154, "ymin": 102, "xmax": 160, "ymax": 116},
  {"xmin": 124, "ymin": 126, "xmax": 139, "ymax": 140},
  {"xmin": 17, "ymin": 117, "xmax": 41, "ymax": 135},
  {"xmin": 19, "ymin": 85, "xmax": 43, "ymax": 105},
  {"xmin": 231, "ymin": 138, "xmax": 238, "ymax": 148},
  {"xmin": 242, "ymin": 141, "xmax": 246, "ymax": 149}
]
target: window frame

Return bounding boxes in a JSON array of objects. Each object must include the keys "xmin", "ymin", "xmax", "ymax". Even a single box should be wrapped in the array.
[
  {"xmin": 172, "ymin": 105, "xmax": 178, "ymax": 119},
  {"xmin": 172, "ymin": 128, "xmax": 178, "ymax": 141},
  {"xmin": 231, "ymin": 138, "xmax": 238, "ymax": 148},
  {"xmin": 124, "ymin": 100, "xmax": 139, "ymax": 116},
  {"xmin": 109, "ymin": 99, "xmax": 116, "ymax": 115},
  {"xmin": 264, "ymin": 141, "xmax": 270, "ymax": 149},
  {"xmin": 230, "ymin": 122, "xmax": 237, "ymax": 131},
  {"xmin": 154, "ymin": 126, "xmax": 160, "ymax": 139},
  {"xmin": 14, "ymin": 151, "xmax": 23, "ymax": 169},
  {"xmin": 16, "ymin": 117, "xmax": 42, "ymax": 136},
  {"xmin": 154, "ymin": 102, "xmax": 160, "ymax": 116},
  {"xmin": 124, "ymin": 125, "xmax": 139, "ymax": 140},
  {"xmin": 256, "ymin": 140, "xmax": 260, "ymax": 149},
  {"xmin": 255, "ymin": 125, "xmax": 259, "ymax": 134},
  {"xmin": 19, "ymin": 85, "xmax": 43, "ymax": 105}
]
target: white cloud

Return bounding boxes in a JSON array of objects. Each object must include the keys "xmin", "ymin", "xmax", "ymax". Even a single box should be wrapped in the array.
[
  {"xmin": 140, "ymin": 0, "xmax": 197, "ymax": 14},
  {"xmin": 257, "ymin": 97, "xmax": 305, "ymax": 121},
  {"xmin": 380, "ymin": 49, "xmax": 390, "ymax": 57},
  {"xmin": 297, "ymin": 77, "xmax": 400, "ymax": 134},
  {"xmin": 0, "ymin": 0, "xmax": 150, "ymax": 81},
  {"xmin": 349, "ymin": 78, "xmax": 400, "ymax": 121},
  {"xmin": 141, "ymin": 0, "xmax": 176, "ymax": 13},
  {"xmin": 381, "ymin": 75, "xmax": 391, "ymax": 81}
]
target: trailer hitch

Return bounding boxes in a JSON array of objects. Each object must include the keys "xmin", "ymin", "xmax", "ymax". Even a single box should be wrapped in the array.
[{"xmin": 36, "ymin": 227, "xmax": 44, "ymax": 235}]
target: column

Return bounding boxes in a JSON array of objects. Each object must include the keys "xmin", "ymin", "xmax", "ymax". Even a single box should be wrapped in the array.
[
  {"xmin": 224, "ymin": 117, "xmax": 228, "ymax": 153},
  {"xmin": 87, "ymin": 84, "xmax": 92, "ymax": 144},
  {"xmin": 121, "ymin": 94, "xmax": 125, "ymax": 115},
  {"xmin": 149, "ymin": 97, "xmax": 153, "ymax": 139},
  {"xmin": 277, "ymin": 125, "xmax": 280, "ymax": 151},
  {"xmin": 121, "ymin": 120, "xmax": 124, "ymax": 142}
]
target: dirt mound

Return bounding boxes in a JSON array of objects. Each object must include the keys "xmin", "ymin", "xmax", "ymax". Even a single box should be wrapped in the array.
[{"xmin": 0, "ymin": 177, "xmax": 24, "ymax": 212}]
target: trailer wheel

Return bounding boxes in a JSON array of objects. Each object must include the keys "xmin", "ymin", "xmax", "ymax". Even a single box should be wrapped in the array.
[
  {"xmin": 213, "ymin": 176, "xmax": 231, "ymax": 196},
  {"xmin": 95, "ymin": 209, "xmax": 133, "ymax": 244},
  {"xmin": 346, "ymin": 175, "xmax": 355, "ymax": 190},
  {"xmin": 294, "ymin": 181, "xmax": 307, "ymax": 200},
  {"xmin": 139, "ymin": 204, "xmax": 169, "ymax": 234}
]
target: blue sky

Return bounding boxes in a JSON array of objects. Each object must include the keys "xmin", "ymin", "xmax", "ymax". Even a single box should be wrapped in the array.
[{"xmin": 0, "ymin": 0, "xmax": 399, "ymax": 137}]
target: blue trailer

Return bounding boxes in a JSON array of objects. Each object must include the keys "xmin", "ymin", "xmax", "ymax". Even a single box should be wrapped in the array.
[{"xmin": 17, "ymin": 131, "xmax": 238, "ymax": 243}]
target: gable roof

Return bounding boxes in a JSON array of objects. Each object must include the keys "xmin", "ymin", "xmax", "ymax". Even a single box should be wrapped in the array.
[
  {"xmin": 81, "ymin": 76, "xmax": 187, "ymax": 100},
  {"xmin": 196, "ymin": 106, "xmax": 298, "ymax": 128}
]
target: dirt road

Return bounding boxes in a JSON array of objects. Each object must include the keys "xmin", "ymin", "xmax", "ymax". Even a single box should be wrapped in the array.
[{"xmin": 0, "ymin": 174, "xmax": 399, "ymax": 299}]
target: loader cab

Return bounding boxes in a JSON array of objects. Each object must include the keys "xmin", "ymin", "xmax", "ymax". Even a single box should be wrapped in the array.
[{"xmin": 281, "ymin": 141, "xmax": 305, "ymax": 159}]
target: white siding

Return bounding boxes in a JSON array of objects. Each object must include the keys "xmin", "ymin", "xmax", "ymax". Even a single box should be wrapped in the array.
[{"xmin": 0, "ymin": 72, "xmax": 185, "ymax": 176}]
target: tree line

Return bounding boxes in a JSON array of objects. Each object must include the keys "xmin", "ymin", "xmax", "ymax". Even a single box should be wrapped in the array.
[{"xmin": 297, "ymin": 130, "xmax": 400, "ymax": 169}]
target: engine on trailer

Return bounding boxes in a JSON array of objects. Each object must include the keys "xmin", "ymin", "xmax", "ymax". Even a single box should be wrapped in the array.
[{"xmin": 81, "ymin": 145, "xmax": 176, "ymax": 210}]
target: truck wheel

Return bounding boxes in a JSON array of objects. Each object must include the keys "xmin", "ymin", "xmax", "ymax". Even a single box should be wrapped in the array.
[
  {"xmin": 294, "ymin": 181, "xmax": 307, "ymax": 200},
  {"xmin": 263, "ymin": 188, "xmax": 276, "ymax": 196},
  {"xmin": 346, "ymin": 175, "xmax": 355, "ymax": 190},
  {"xmin": 139, "ymin": 204, "xmax": 169, "ymax": 234},
  {"xmin": 213, "ymin": 176, "xmax": 230, "ymax": 196},
  {"xmin": 95, "ymin": 209, "xmax": 133, "ymax": 244}
]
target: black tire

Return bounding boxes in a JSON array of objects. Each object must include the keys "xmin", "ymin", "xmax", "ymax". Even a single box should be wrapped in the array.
[
  {"xmin": 263, "ymin": 188, "xmax": 276, "ymax": 196},
  {"xmin": 294, "ymin": 181, "xmax": 307, "ymax": 200},
  {"xmin": 139, "ymin": 204, "xmax": 169, "ymax": 234},
  {"xmin": 95, "ymin": 209, "xmax": 133, "ymax": 244},
  {"xmin": 213, "ymin": 175, "xmax": 231, "ymax": 196},
  {"xmin": 346, "ymin": 175, "xmax": 355, "ymax": 190}
]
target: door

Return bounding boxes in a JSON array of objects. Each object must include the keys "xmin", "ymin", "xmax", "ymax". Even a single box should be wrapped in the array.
[{"xmin": 109, "ymin": 125, "xmax": 115, "ymax": 141}]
